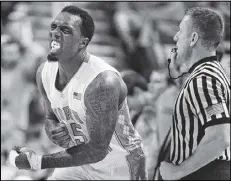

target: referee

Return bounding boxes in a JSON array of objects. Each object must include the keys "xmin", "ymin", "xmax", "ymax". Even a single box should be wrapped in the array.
[{"xmin": 159, "ymin": 7, "xmax": 230, "ymax": 180}]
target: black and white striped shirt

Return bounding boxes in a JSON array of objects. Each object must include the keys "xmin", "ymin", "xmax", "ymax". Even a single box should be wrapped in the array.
[{"xmin": 170, "ymin": 56, "xmax": 230, "ymax": 165}]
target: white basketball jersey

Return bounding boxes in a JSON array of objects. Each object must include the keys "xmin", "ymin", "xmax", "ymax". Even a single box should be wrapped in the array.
[{"xmin": 41, "ymin": 54, "xmax": 143, "ymax": 169}]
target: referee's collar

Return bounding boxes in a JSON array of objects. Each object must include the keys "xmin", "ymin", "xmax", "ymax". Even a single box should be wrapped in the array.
[{"xmin": 188, "ymin": 56, "xmax": 218, "ymax": 73}]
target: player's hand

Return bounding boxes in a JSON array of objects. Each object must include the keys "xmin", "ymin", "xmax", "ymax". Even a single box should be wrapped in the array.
[
  {"xmin": 159, "ymin": 161, "xmax": 183, "ymax": 180},
  {"xmin": 50, "ymin": 122, "xmax": 73, "ymax": 148},
  {"xmin": 9, "ymin": 146, "xmax": 42, "ymax": 170}
]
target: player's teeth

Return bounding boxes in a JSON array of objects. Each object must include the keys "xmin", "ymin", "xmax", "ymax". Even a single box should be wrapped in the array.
[
  {"xmin": 51, "ymin": 41, "xmax": 60, "ymax": 47},
  {"xmin": 51, "ymin": 41, "xmax": 60, "ymax": 51}
]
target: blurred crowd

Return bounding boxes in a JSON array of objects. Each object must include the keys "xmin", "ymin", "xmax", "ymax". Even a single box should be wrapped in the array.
[{"xmin": 1, "ymin": 2, "xmax": 230, "ymax": 180}]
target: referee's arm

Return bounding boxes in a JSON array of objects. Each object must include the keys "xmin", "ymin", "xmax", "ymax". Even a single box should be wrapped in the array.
[{"xmin": 180, "ymin": 75, "xmax": 230, "ymax": 176}]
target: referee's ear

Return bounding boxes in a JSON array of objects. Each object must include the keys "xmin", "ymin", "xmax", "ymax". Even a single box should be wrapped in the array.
[{"xmin": 190, "ymin": 32, "xmax": 199, "ymax": 47}]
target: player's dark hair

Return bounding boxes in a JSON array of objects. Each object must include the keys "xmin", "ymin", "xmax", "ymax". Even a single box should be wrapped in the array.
[
  {"xmin": 185, "ymin": 7, "xmax": 224, "ymax": 49},
  {"xmin": 61, "ymin": 5, "xmax": 95, "ymax": 43}
]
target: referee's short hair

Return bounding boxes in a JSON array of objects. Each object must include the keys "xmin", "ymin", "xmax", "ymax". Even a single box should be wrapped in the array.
[{"xmin": 185, "ymin": 7, "xmax": 224, "ymax": 50}]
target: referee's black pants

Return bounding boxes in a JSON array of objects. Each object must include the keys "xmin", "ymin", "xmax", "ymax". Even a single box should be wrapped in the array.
[{"xmin": 180, "ymin": 160, "xmax": 230, "ymax": 180}]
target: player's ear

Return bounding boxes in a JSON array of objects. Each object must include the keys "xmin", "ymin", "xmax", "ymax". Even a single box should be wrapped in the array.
[{"xmin": 80, "ymin": 37, "xmax": 89, "ymax": 49}]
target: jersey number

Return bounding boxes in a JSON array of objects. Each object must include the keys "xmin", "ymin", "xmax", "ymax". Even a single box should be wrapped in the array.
[{"xmin": 70, "ymin": 122, "xmax": 88, "ymax": 145}]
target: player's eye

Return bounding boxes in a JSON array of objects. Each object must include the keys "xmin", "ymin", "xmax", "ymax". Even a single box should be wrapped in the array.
[
  {"xmin": 51, "ymin": 23, "xmax": 57, "ymax": 30},
  {"xmin": 61, "ymin": 27, "xmax": 72, "ymax": 34}
]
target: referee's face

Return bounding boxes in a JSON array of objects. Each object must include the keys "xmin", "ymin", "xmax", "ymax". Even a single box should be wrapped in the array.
[{"xmin": 173, "ymin": 15, "xmax": 192, "ymax": 68}]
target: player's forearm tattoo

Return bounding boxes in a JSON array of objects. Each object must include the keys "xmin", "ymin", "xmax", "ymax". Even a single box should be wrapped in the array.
[{"xmin": 41, "ymin": 71, "xmax": 121, "ymax": 169}]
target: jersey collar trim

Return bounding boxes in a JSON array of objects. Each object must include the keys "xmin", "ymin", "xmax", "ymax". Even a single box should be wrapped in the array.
[{"xmin": 188, "ymin": 56, "xmax": 217, "ymax": 74}]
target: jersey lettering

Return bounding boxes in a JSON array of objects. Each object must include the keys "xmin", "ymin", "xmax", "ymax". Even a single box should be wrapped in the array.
[
  {"xmin": 53, "ymin": 106, "xmax": 88, "ymax": 145},
  {"xmin": 63, "ymin": 106, "xmax": 72, "ymax": 120},
  {"xmin": 53, "ymin": 108, "xmax": 65, "ymax": 121},
  {"xmin": 72, "ymin": 109, "xmax": 83, "ymax": 124}
]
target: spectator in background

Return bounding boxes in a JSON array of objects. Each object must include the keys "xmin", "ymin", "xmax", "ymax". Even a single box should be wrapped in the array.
[
  {"xmin": 2, "ymin": 2, "xmax": 47, "ymax": 140},
  {"xmin": 5, "ymin": 2, "xmax": 46, "ymax": 81},
  {"xmin": 1, "ymin": 34, "xmax": 43, "ymax": 139},
  {"xmin": 121, "ymin": 69, "xmax": 150, "ymax": 125},
  {"xmin": 1, "ymin": 1, "xmax": 19, "ymax": 32},
  {"xmin": 121, "ymin": 69, "xmax": 148, "ymax": 95},
  {"xmin": 5, "ymin": 5, "xmax": 33, "ymax": 47},
  {"xmin": 113, "ymin": 2, "xmax": 161, "ymax": 80},
  {"xmin": 1, "ymin": 35, "xmax": 29, "ymax": 131},
  {"xmin": 114, "ymin": 2, "xmax": 191, "ymax": 78},
  {"xmin": 138, "ymin": 2, "xmax": 186, "ymax": 44}
]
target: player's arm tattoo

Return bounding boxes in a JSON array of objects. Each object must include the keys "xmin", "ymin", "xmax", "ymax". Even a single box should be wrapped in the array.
[
  {"xmin": 41, "ymin": 71, "xmax": 122, "ymax": 168},
  {"xmin": 36, "ymin": 63, "xmax": 60, "ymax": 144}
]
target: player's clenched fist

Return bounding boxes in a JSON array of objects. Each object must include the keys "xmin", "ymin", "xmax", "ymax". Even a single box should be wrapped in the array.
[
  {"xmin": 9, "ymin": 146, "xmax": 42, "ymax": 170},
  {"xmin": 49, "ymin": 122, "xmax": 74, "ymax": 148}
]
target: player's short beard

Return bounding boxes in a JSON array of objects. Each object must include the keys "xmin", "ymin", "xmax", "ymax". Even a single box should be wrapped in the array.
[{"xmin": 47, "ymin": 53, "xmax": 59, "ymax": 62}]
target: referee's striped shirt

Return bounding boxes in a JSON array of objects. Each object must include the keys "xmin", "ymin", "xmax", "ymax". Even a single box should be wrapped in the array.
[{"xmin": 170, "ymin": 56, "xmax": 230, "ymax": 165}]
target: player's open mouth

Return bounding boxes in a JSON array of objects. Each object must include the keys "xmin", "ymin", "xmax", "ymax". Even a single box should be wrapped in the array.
[{"xmin": 50, "ymin": 40, "xmax": 61, "ymax": 53}]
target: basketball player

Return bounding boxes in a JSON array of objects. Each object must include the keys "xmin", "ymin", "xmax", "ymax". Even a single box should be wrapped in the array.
[{"xmin": 9, "ymin": 5, "xmax": 147, "ymax": 180}]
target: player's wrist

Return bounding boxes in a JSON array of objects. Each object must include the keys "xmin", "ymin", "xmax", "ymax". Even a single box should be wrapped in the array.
[
  {"xmin": 9, "ymin": 150, "xmax": 19, "ymax": 167},
  {"xmin": 9, "ymin": 149, "xmax": 42, "ymax": 170},
  {"xmin": 31, "ymin": 155, "xmax": 42, "ymax": 170}
]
